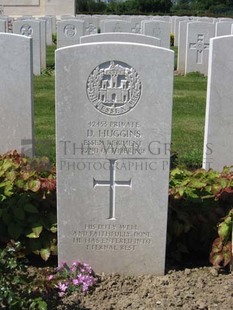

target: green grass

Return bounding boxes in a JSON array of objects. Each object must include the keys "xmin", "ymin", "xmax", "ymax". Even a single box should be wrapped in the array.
[
  {"xmin": 34, "ymin": 46, "xmax": 208, "ymax": 168},
  {"xmin": 172, "ymin": 73, "xmax": 207, "ymax": 168},
  {"xmin": 34, "ymin": 45, "xmax": 56, "ymax": 162}
]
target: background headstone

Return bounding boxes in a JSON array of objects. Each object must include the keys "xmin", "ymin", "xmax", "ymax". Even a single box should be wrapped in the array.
[
  {"xmin": 82, "ymin": 15, "xmax": 99, "ymax": 35},
  {"xmin": 56, "ymin": 42, "xmax": 174, "ymax": 275},
  {"xmin": 13, "ymin": 19, "xmax": 42, "ymax": 75},
  {"xmin": 177, "ymin": 20, "xmax": 189, "ymax": 74},
  {"xmin": 203, "ymin": 35, "xmax": 233, "ymax": 170},
  {"xmin": 215, "ymin": 21, "xmax": 233, "ymax": 37},
  {"xmin": 57, "ymin": 19, "xmax": 85, "ymax": 48},
  {"xmin": 39, "ymin": 16, "xmax": 53, "ymax": 46},
  {"xmin": 174, "ymin": 16, "xmax": 190, "ymax": 46},
  {"xmin": 142, "ymin": 20, "xmax": 171, "ymax": 49},
  {"xmin": 80, "ymin": 32, "xmax": 160, "ymax": 46},
  {"xmin": 39, "ymin": 19, "xmax": 46, "ymax": 70},
  {"xmin": 0, "ymin": 19, "xmax": 6, "ymax": 32},
  {"xmin": 0, "ymin": 33, "xmax": 34, "ymax": 156},
  {"xmin": 185, "ymin": 22, "xmax": 215, "ymax": 76},
  {"xmin": 101, "ymin": 20, "xmax": 132, "ymax": 33}
]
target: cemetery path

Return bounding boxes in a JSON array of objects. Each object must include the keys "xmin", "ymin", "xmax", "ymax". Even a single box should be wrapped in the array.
[{"xmin": 55, "ymin": 266, "xmax": 233, "ymax": 310}]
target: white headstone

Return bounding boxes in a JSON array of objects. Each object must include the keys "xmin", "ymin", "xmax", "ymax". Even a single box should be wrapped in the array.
[
  {"xmin": 185, "ymin": 22, "xmax": 215, "ymax": 76},
  {"xmin": 130, "ymin": 16, "xmax": 145, "ymax": 34},
  {"xmin": 215, "ymin": 21, "xmax": 233, "ymax": 37},
  {"xmin": 13, "ymin": 19, "xmax": 41, "ymax": 75},
  {"xmin": 142, "ymin": 20, "xmax": 171, "ymax": 49},
  {"xmin": 46, "ymin": 15, "xmax": 56, "ymax": 34},
  {"xmin": 82, "ymin": 16, "xmax": 98, "ymax": 35},
  {"xmin": 0, "ymin": 19, "xmax": 6, "ymax": 32},
  {"xmin": 0, "ymin": 33, "xmax": 33, "ymax": 156},
  {"xmin": 56, "ymin": 42, "xmax": 174, "ymax": 275},
  {"xmin": 39, "ymin": 16, "xmax": 53, "ymax": 46},
  {"xmin": 174, "ymin": 16, "xmax": 190, "ymax": 46},
  {"xmin": 0, "ymin": 16, "xmax": 9, "ymax": 31},
  {"xmin": 60, "ymin": 15, "xmax": 76, "ymax": 20},
  {"xmin": 57, "ymin": 19, "xmax": 85, "ymax": 48},
  {"xmin": 80, "ymin": 32, "xmax": 160, "ymax": 46},
  {"xmin": 101, "ymin": 20, "xmax": 132, "ymax": 33},
  {"xmin": 177, "ymin": 20, "xmax": 189, "ymax": 74},
  {"xmin": 203, "ymin": 35, "xmax": 233, "ymax": 170},
  {"xmin": 39, "ymin": 19, "xmax": 46, "ymax": 70}
]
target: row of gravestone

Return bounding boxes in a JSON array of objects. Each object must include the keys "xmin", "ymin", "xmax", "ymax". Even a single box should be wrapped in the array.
[
  {"xmin": 1, "ymin": 30, "xmax": 233, "ymax": 275},
  {"xmin": 56, "ymin": 18, "xmax": 171, "ymax": 49},
  {"xmin": 0, "ymin": 15, "xmax": 171, "ymax": 49},
  {"xmin": 0, "ymin": 15, "xmax": 55, "ymax": 75},
  {"xmin": 177, "ymin": 18, "xmax": 233, "ymax": 75},
  {"xmin": 1, "ymin": 14, "xmax": 233, "ymax": 76}
]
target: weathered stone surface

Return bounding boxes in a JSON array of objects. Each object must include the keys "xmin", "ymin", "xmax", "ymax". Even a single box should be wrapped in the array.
[
  {"xmin": 80, "ymin": 32, "xmax": 160, "ymax": 46},
  {"xmin": 56, "ymin": 42, "xmax": 174, "ymax": 275},
  {"xmin": 57, "ymin": 19, "xmax": 85, "ymax": 48},
  {"xmin": 203, "ymin": 35, "xmax": 233, "ymax": 170},
  {"xmin": 0, "ymin": 33, "xmax": 33, "ymax": 156},
  {"xmin": 185, "ymin": 22, "xmax": 215, "ymax": 75}
]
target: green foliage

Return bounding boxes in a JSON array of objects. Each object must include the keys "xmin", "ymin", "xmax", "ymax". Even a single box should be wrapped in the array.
[
  {"xmin": 172, "ymin": 74, "xmax": 207, "ymax": 168},
  {"xmin": 76, "ymin": 0, "xmax": 172, "ymax": 14},
  {"xmin": 170, "ymin": 33, "xmax": 174, "ymax": 47},
  {"xmin": 177, "ymin": 148, "xmax": 202, "ymax": 169},
  {"xmin": 34, "ymin": 56, "xmax": 55, "ymax": 162},
  {"xmin": 1, "ymin": 151, "xmax": 232, "ymax": 269},
  {"xmin": 52, "ymin": 33, "xmax": 57, "ymax": 46},
  {"xmin": 168, "ymin": 167, "xmax": 233, "ymax": 267},
  {"xmin": 210, "ymin": 209, "xmax": 232, "ymax": 269},
  {"xmin": 173, "ymin": 0, "xmax": 233, "ymax": 16},
  {"xmin": 0, "ymin": 241, "xmax": 48, "ymax": 309},
  {"xmin": 0, "ymin": 151, "xmax": 56, "ymax": 261}
]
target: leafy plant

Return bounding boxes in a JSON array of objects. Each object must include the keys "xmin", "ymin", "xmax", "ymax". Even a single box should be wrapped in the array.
[
  {"xmin": 168, "ymin": 167, "xmax": 233, "ymax": 267},
  {"xmin": 0, "ymin": 241, "xmax": 48, "ymax": 309},
  {"xmin": 209, "ymin": 209, "xmax": 233, "ymax": 269},
  {"xmin": 52, "ymin": 33, "xmax": 57, "ymax": 45},
  {"xmin": 0, "ymin": 151, "xmax": 56, "ymax": 261},
  {"xmin": 170, "ymin": 33, "xmax": 174, "ymax": 47}
]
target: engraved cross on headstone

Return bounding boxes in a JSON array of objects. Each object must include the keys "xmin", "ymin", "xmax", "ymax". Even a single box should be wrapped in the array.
[
  {"xmin": 93, "ymin": 159, "xmax": 132, "ymax": 220},
  {"xmin": 189, "ymin": 34, "xmax": 209, "ymax": 64},
  {"xmin": 113, "ymin": 22, "xmax": 122, "ymax": 32},
  {"xmin": 86, "ymin": 23, "xmax": 96, "ymax": 35},
  {"xmin": 20, "ymin": 24, "xmax": 33, "ymax": 37},
  {"xmin": 132, "ymin": 23, "xmax": 141, "ymax": 33}
]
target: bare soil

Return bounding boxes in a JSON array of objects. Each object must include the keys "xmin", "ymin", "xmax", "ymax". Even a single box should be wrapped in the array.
[{"xmin": 49, "ymin": 266, "xmax": 233, "ymax": 310}]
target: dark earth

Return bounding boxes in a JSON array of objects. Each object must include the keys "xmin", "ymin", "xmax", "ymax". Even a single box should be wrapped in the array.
[{"xmin": 42, "ymin": 263, "xmax": 233, "ymax": 310}]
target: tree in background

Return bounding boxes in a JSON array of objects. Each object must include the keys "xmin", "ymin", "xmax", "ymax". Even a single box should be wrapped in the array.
[
  {"xmin": 172, "ymin": 0, "xmax": 233, "ymax": 15},
  {"xmin": 76, "ymin": 0, "xmax": 107, "ymax": 13},
  {"xmin": 76, "ymin": 0, "xmax": 233, "ymax": 15},
  {"xmin": 76, "ymin": 0, "xmax": 173, "ymax": 14}
]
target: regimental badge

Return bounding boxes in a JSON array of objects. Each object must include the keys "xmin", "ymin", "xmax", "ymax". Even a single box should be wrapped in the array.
[
  {"xmin": 20, "ymin": 24, "xmax": 33, "ymax": 37},
  {"xmin": 64, "ymin": 24, "xmax": 77, "ymax": 37},
  {"xmin": 87, "ymin": 61, "xmax": 142, "ymax": 116}
]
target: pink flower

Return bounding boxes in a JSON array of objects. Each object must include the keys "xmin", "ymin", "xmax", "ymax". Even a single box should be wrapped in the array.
[
  {"xmin": 48, "ymin": 275, "xmax": 54, "ymax": 281},
  {"xmin": 58, "ymin": 292, "xmax": 65, "ymax": 297},
  {"xmin": 58, "ymin": 281, "xmax": 68, "ymax": 292},
  {"xmin": 72, "ymin": 278, "xmax": 80, "ymax": 285}
]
